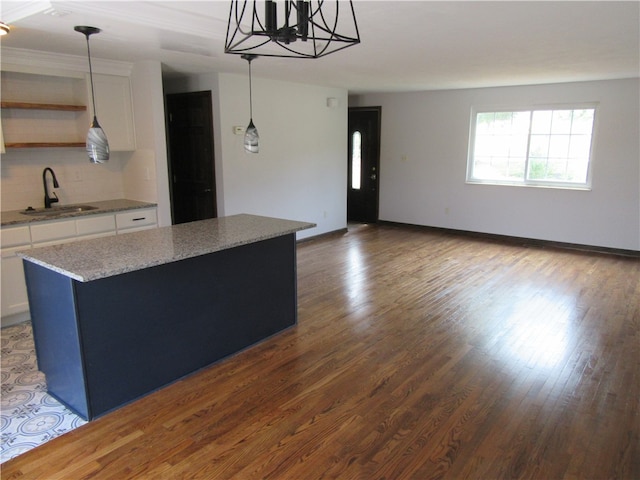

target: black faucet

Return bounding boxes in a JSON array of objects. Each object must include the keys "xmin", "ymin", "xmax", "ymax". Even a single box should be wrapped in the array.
[{"xmin": 43, "ymin": 167, "xmax": 60, "ymax": 208}]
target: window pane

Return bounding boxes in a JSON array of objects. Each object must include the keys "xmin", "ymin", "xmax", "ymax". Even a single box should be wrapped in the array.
[
  {"xmin": 547, "ymin": 158, "xmax": 569, "ymax": 181},
  {"xmin": 529, "ymin": 134, "xmax": 550, "ymax": 158},
  {"xmin": 551, "ymin": 110, "xmax": 573, "ymax": 134},
  {"xmin": 507, "ymin": 157, "xmax": 526, "ymax": 179},
  {"xmin": 527, "ymin": 108, "xmax": 594, "ymax": 184},
  {"xmin": 548, "ymin": 134, "xmax": 570, "ymax": 159},
  {"xmin": 351, "ymin": 131, "xmax": 361, "ymax": 190},
  {"xmin": 531, "ymin": 110, "xmax": 552, "ymax": 134},
  {"xmin": 476, "ymin": 112, "xmax": 495, "ymax": 133},
  {"xmin": 569, "ymin": 135, "xmax": 592, "ymax": 159},
  {"xmin": 471, "ymin": 111, "xmax": 530, "ymax": 181},
  {"xmin": 512, "ymin": 112, "xmax": 531, "ymax": 133},
  {"xmin": 527, "ymin": 158, "xmax": 543, "ymax": 179},
  {"xmin": 571, "ymin": 109, "xmax": 595, "ymax": 134},
  {"xmin": 566, "ymin": 158, "xmax": 589, "ymax": 183}
]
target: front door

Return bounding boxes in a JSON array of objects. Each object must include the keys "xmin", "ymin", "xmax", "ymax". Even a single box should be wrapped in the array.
[
  {"xmin": 166, "ymin": 91, "xmax": 217, "ymax": 225},
  {"xmin": 348, "ymin": 107, "xmax": 381, "ymax": 223}
]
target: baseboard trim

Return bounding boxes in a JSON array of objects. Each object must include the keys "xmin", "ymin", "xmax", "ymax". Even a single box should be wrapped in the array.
[
  {"xmin": 378, "ymin": 221, "xmax": 639, "ymax": 258},
  {"xmin": 1, "ymin": 311, "xmax": 31, "ymax": 329},
  {"xmin": 297, "ymin": 228, "xmax": 348, "ymax": 244}
]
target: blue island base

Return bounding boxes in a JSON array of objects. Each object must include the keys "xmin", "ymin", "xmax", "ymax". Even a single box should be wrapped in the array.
[{"xmin": 24, "ymin": 234, "xmax": 297, "ymax": 420}]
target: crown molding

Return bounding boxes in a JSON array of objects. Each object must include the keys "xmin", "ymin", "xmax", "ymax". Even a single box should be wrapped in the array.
[
  {"xmin": 0, "ymin": 47, "xmax": 133, "ymax": 77},
  {"xmin": 50, "ymin": 1, "xmax": 227, "ymax": 40},
  {"xmin": 2, "ymin": 1, "xmax": 52, "ymax": 24}
]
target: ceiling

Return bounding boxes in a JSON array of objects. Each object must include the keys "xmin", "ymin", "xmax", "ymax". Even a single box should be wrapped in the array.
[{"xmin": 1, "ymin": 1, "xmax": 639, "ymax": 93}]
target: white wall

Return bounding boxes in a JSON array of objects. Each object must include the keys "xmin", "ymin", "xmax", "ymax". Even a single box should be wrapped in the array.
[
  {"xmin": 0, "ymin": 149, "xmax": 127, "ymax": 211},
  {"xmin": 127, "ymin": 60, "xmax": 172, "ymax": 227},
  {"xmin": 164, "ymin": 72, "xmax": 348, "ymax": 239},
  {"xmin": 351, "ymin": 79, "xmax": 640, "ymax": 251}
]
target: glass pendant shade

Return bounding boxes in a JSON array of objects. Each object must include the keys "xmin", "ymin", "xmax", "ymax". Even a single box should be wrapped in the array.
[
  {"xmin": 244, "ymin": 119, "xmax": 259, "ymax": 153},
  {"xmin": 87, "ymin": 116, "xmax": 110, "ymax": 164},
  {"xmin": 75, "ymin": 25, "xmax": 110, "ymax": 163},
  {"xmin": 242, "ymin": 54, "xmax": 259, "ymax": 154}
]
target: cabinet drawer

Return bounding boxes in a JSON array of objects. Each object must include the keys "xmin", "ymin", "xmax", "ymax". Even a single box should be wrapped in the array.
[
  {"xmin": 30, "ymin": 219, "xmax": 76, "ymax": 244},
  {"xmin": 76, "ymin": 214, "xmax": 116, "ymax": 236},
  {"xmin": 116, "ymin": 208, "xmax": 157, "ymax": 231},
  {"xmin": 1, "ymin": 226, "xmax": 31, "ymax": 248}
]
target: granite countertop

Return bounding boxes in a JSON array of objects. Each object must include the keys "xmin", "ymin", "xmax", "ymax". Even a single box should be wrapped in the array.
[
  {"xmin": 18, "ymin": 214, "xmax": 316, "ymax": 282},
  {"xmin": 1, "ymin": 199, "xmax": 157, "ymax": 227}
]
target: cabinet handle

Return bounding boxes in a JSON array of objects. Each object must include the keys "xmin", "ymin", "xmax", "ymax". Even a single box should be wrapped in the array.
[{"xmin": 132, "ymin": 217, "xmax": 146, "ymax": 222}]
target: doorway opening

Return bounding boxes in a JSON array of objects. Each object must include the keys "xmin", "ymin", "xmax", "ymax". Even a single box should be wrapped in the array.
[
  {"xmin": 166, "ymin": 91, "xmax": 217, "ymax": 225},
  {"xmin": 348, "ymin": 107, "xmax": 381, "ymax": 224}
]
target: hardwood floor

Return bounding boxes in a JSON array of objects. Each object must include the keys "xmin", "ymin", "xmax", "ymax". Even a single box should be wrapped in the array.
[{"xmin": 2, "ymin": 223, "xmax": 638, "ymax": 479}]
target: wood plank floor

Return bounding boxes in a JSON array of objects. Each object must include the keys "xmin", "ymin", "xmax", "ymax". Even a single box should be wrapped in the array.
[{"xmin": 2, "ymin": 223, "xmax": 638, "ymax": 479}]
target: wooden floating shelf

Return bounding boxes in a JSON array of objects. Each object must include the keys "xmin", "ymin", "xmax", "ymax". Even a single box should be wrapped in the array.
[
  {"xmin": 1, "ymin": 101, "xmax": 87, "ymax": 112},
  {"xmin": 5, "ymin": 142, "xmax": 86, "ymax": 148}
]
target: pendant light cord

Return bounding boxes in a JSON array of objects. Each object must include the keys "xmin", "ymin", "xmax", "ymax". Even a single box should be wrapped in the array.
[
  {"xmin": 85, "ymin": 35, "xmax": 98, "ymax": 117},
  {"xmin": 248, "ymin": 58, "xmax": 253, "ymax": 120}
]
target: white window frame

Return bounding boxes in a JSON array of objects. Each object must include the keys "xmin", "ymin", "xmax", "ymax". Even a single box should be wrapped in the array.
[{"xmin": 466, "ymin": 103, "xmax": 598, "ymax": 190}]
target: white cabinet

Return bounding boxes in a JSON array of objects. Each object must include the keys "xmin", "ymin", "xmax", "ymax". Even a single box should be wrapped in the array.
[
  {"xmin": 116, "ymin": 208, "xmax": 157, "ymax": 233},
  {"xmin": 1, "ymin": 207, "xmax": 156, "ymax": 325},
  {"xmin": 89, "ymin": 74, "xmax": 136, "ymax": 151},
  {"xmin": 1, "ymin": 226, "xmax": 31, "ymax": 318}
]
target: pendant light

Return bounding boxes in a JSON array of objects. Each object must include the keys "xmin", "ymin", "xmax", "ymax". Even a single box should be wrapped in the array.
[
  {"xmin": 75, "ymin": 26, "xmax": 110, "ymax": 164},
  {"xmin": 225, "ymin": 1, "xmax": 360, "ymax": 59},
  {"xmin": 242, "ymin": 54, "xmax": 259, "ymax": 154}
]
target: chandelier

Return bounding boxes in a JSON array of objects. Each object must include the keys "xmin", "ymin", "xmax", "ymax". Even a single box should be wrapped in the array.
[{"xmin": 225, "ymin": 0, "xmax": 360, "ymax": 59}]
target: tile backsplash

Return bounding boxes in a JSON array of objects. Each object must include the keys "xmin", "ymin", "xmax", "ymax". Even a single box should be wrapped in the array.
[{"xmin": 1, "ymin": 148, "xmax": 127, "ymax": 211}]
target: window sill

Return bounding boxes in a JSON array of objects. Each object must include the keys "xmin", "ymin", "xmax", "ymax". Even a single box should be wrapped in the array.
[{"xmin": 465, "ymin": 180, "xmax": 592, "ymax": 191}]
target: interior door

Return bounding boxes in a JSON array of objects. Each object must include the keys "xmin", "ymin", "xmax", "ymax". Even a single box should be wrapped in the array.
[
  {"xmin": 348, "ymin": 107, "xmax": 381, "ymax": 223},
  {"xmin": 166, "ymin": 91, "xmax": 217, "ymax": 225}
]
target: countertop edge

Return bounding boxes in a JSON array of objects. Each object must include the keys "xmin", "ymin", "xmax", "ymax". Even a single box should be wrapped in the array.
[{"xmin": 18, "ymin": 214, "xmax": 316, "ymax": 282}]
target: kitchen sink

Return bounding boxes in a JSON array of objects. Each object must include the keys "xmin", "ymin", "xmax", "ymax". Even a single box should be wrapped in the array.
[{"xmin": 20, "ymin": 205, "xmax": 98, "ymax": 216}]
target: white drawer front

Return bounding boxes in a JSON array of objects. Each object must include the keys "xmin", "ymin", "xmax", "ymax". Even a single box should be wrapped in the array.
[
  {"xmin": 30, "ymin": 219, "xmax": 77, "ymax": 244},
  {"xmin": 1, "ymin": 226, "xmax": 31, "ymax": 248},
  {"xmin": 116, "ymin": 208, "xmax": 157, "ymax": 231},
  {"xmin": 76, "ymin": 214, "xmax": 116, "ymax": 236}
]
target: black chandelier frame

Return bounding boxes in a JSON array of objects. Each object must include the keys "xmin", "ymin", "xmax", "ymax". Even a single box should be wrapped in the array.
[{"xmin": 225, "ymin": 0, "xmax": 360, "ymax": 59}]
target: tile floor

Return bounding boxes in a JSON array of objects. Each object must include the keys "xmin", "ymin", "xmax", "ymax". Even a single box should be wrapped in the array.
[{"xmin": 1, "ymin": 322, "xmax": 85, "ymax": 463}]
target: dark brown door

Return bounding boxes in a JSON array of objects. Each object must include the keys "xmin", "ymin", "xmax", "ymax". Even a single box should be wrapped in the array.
[
  {"xmin": 348, "ymin": 107, "xmax": 381, "ymax": 223},
  {"xmin": 166, "ymin": 91, "xmax": 217, "ymax": 224}
]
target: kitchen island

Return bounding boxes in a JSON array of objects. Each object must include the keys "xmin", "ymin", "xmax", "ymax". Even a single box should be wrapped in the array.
[{"xmin": 19, "ymin": 214, "xmax": 315, "ymax": 420}]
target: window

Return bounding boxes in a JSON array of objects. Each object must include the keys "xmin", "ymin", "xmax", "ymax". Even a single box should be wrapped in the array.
[
  {"xmin": 467, "ymin": 106, "xmax": 596, "ymax": 188},
  {"xmin": 351, "ymin": 131, "xmax": 362, "ymax": 190}
]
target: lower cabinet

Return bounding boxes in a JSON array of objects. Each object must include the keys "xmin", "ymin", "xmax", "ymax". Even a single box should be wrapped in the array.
[
  {"xmin": 1, "ymin": 226, "xmax": 31, "ymax": 318},
  {"xmin": 1, "ymin": 208, "xmax": 156, "ymax": 325}
]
